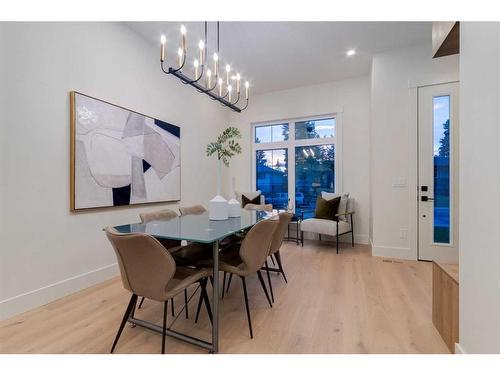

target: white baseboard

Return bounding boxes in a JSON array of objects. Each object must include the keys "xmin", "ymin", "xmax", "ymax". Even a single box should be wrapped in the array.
[
  {"xmin": 371, "ymin": 244, "xmax": 416, "ymax": 260},
  {"xmin": 454, "ymin": 342, "xmax": 466, "ymax": 354},
  {"xmin": 0, "ymin": 263, "xmax": 119, "ymax": 321}
]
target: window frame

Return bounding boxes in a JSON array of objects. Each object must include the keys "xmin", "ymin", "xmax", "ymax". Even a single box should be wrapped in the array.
[{"xmin": 251, "ymin": 113, "xmax": 342, "ymax": 212}]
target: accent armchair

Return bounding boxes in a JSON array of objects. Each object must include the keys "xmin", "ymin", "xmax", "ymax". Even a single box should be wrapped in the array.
[{"xmin": 300, "ymin": 197, "xmax": 355, "ymax": 254}]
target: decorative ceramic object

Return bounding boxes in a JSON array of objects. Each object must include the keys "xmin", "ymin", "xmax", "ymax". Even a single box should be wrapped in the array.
[
  {"xmin": 228, "ymin": 198, "xmax": 241, "ymax": 217},
  {"xmin": 209, "ymin": 194, "xmax": 228, "ymax": 220}
]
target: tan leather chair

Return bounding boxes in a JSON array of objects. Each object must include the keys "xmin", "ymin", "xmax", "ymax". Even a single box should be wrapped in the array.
[
  {"xmin": 263, "ymin": 212, "xmax": 293, "ymax": 303},
  {"xmin": 138, "ymin": 208, "xmax": 183, "ymax": 313},
  {"xmin": 244, "ymin": 203, "xmax": 273, "ymax": 212},
  {"xmin": 179, "ymin": 204, "xmax": 206, "ymax": 216},
  {"xmin": 210, "ymin": 219, "xmax": 278, "ymax": 338},
  {"xmin": 139, "ymin": 208, "xmax": 182, "ymax": 251},
  {"xmin": 105, "ymin": 228, "xmax": 212, "ymax": 354}
]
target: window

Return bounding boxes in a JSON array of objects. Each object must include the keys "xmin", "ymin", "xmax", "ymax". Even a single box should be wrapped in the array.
[
  {"xmin": 255, "ymin": 123, "xmax": 289, "ymax": 143},
  {"xmin": 252, "ymin": 116, "xmax": 338, "ymax": 213}
]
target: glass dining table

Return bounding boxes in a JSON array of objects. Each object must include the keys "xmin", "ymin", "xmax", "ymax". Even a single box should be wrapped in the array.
[{"xmin": 112, "ymin": 210, "xmax": 268, "ymax": 353}]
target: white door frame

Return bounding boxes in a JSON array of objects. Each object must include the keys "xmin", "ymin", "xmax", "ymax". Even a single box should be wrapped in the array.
[{"xmin": 408, "ymin": 80, "xmax": 459, "ymax": 261}]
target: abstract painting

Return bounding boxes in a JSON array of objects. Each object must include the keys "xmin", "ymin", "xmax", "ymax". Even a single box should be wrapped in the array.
[{"xmin": 70, "ymin": 92, "xmax": 180, "ymax": 210}]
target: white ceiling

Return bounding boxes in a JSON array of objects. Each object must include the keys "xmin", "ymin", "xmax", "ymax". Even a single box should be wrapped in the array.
[{"xmin": 126, "ymin": 22, "xmax": 431, "ymax": 95}]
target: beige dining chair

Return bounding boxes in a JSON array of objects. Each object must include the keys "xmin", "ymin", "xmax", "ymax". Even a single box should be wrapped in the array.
[
  {"xmin": 138, "ymin": 208, "xmax": 183, "ymax": 314},
  {"xmin": 105, "ymin": 228, "xmax": 212, "ymax": 354},
  {"xmin": 179, "ymin": 204, "xmax": 206, "ymax": 216},
  {"xmin": 244, "ymin": 203, "xmax": 273, "ymax": 212},
  {"xmin": 263, "ymin": 212, "xmax": 293, "ymax": 303},
  {"xmin": 203, "ymin": 219, "xmax": 278, "ymax": 338}
]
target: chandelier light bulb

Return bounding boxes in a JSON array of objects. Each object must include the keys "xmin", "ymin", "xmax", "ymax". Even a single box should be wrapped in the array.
[
  {"xmin": 160, "ymin": 35, "xmax": 166, "ymax": 62},
  {"xmin": 194, "ymin": 59, "xmax": 199, "ymax": 68},
  {"xmin": 198, "ymin": 40, "xmax": 205, "ymax": 50},
  {"xmin": 228, "ymin": 85, "xmax": 232, "ymax": 92},
  {"xmin": 180, "ymin": 24, "xmax": 187, "ymax": 35},
  {"xmin": 225, "ymin": 64, "xmax": 231, "ymax": 85},
  {"xmin": 218, "ymin": 77, "xmax": 223, "ymax": 96},
  {"xmin": 236, "ymin": 73, "xmax": 241, "ymax": 93},
  {"xmin": 177, "ymin": 47, "xmax": 184, "ymax": 68},
  {"xmin": 206, "ymin": 69, "xmax": 212, "ymax": 87},
  {"xmin": 213, "ymin": 53, "xmax": 219, "ymax": 61},
  {"xmin": 245, "ymin": 81, "xmax": 249, "ymax": 99}
]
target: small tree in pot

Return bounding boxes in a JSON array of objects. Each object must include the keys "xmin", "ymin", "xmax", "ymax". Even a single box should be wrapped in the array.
[{"xmin": 206, "ymin": 126, "xmax": 242, "ymax": 197}]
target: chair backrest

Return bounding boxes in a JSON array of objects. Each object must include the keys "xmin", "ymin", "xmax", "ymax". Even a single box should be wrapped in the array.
[
  {"xmin": 270, "ymin": 212, "xmax": 293, "ymax": 254},
  {"xmin": 105, "ymin": 227, "xmax": 176, "ymax": 302},
  {"xmin": 179, "ymin": 204, "xmax": 206, "ymax": 216},
  {"xmin": 244, "ymin": 203, "xmax": 273, "ymax": 212},
  {"xmin": 139, "ymin": 209, "xmax": 178, "ymax": 223},
  {"xmin": 239, "ymin": 219, "xmax": 279, "ymax": 273}
]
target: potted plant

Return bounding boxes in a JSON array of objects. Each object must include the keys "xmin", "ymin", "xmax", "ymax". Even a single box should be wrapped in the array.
[{"xmin": 206, "ymin": 126, "xmax": 242, "ymax": 220}]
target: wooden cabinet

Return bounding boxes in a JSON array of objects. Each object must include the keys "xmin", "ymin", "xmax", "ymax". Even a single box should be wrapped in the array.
[{"xmin": 432, "ymin": 261, "xmax": 459, "ymax": 353}]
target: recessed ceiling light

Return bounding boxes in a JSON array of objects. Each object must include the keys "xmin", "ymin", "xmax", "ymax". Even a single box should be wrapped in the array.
[{"xmin": 347, "ymin": 49, "xmax": 356, "ymax": 56}]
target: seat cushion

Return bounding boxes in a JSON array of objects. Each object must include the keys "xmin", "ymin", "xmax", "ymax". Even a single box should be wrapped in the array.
[{"xmin": 301, "ymin": 218, "xmax": 351, "ymax": 236}]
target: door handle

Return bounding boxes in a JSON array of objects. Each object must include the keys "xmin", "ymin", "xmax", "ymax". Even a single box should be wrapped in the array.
[{"xmin": 421, "ymin": 196, "xmax": 434, "ymax": 202}]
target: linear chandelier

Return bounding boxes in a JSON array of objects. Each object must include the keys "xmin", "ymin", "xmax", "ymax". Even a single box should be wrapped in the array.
[{"xmin": 159, "ymin": 22, "xmax": 250, "ymax": 112}]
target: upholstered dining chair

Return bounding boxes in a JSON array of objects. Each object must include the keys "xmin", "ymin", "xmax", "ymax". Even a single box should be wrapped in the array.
[
  {"xmin": 105, "ymin": 228, "xmax": 212, "ymax": 354},
  {"xmin": 243, "ymin": 203, "xmax": 273, "ymax": 212},
  {"xmin": 138, "ymin": 208, "xmax": 184, "ymax": 314},
  {"xmin": 201, "ymin": 219, "xmax": 278, "ymax": 339},
  {"xmin": 263, "ymin": 212, "xmax": 293, "ymax": 303},
  {"xmin": 179, "ymin": 204, "xmax": 206, "ymax": 216}
]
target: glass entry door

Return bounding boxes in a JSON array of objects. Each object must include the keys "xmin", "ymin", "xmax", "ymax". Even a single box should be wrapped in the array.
[{"xmin": 417, "ymin": 82, "xmax": 459, "ymax": 262}]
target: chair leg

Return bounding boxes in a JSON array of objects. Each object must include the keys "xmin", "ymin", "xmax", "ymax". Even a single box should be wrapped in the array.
[
  {"xmin": 200, "ymin": 278, "xmax": 213, "ymax": 325},
  {"xmin": 161, "ymin": 300, "xmax": 168, "ymax": 354},
  {"xmin": 171, "ymin": 298, "xmax": 175, "ymax": 316},
  {"xmin": 240, "ymin": 276, "xmax": 253, "ymax": 339},
  {"xmin": 184, "ymin": 289, "xmax": 189, "ymax": 319},
  {"xmin": 270, "ymin": 255, "xmax": 276, "ymax": 266},
  {"xmin": 319, "ymin": 234, "xmax": 322, "ymax": 241},
  {"xmin": 222, "ymin": 272, "xmax": 227, "ymax": 299},
  {"xmin": 137, "ymin": 296, "xmax": 145, "ymax": 310},
  {"xmin": 264, "ymin": 260, "xmax": 274, "ymax": 303},
  {"xmin": 351, "ymin": 215, "xmax": 355, "ymax": 247},
  {"xmin": 274, "ymin": 251, "xmax": 288, "ymax": 283},
  {"xmin": 194, "ymin": 289, "xmax": 203, "ymax": 323},
  {"xmin": 301, "ymin": 230, "xmax": 304, "ymax": 246},
  {"xmin": 257, "ymin": 270, "xmax": 273, "ymax": 308},
  {"xmin": 110, "ymin": 294, "xmax": 137, "ymax": 353},
  {"xmin": 226, "ymin": 273, "xmax": 233, "ymax": 294}
]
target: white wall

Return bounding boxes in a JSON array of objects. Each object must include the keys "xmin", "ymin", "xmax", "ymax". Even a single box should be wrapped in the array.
[
  {"xmin": 458, "ymin": 22, "xmax": 500, "ymax": 354},
  {"xmin": 0, "ymin": 22, "xmax": 229, "ymax": 320},
  {"xmin": 227, "ymin": 76, "xmax": 371, "ymax": 244},
  {"xmin": 370, "ymin": 43, "xmax": 459, "ymax": 259}
]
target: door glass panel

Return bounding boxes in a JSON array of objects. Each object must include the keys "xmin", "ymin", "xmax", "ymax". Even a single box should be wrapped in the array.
[
  {"xmin": 433, "ymin": 95, "xmax": 451, "ymax": 244},
  {"xmin": 255, "ymin": 149, "xmax": 288, "ymax": 209},
  {"xmin": 295, "ymin": 145, "xmax": 335, "ymax": 215},
  {"xmin": 295, "ymin": 118, "xmax": 335, "ymax": 140}
]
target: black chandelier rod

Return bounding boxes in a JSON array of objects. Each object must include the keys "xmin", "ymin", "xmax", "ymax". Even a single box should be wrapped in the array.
[{"xmin": 160, "ymin": 21, "xmax": 248, "ymax": 113}]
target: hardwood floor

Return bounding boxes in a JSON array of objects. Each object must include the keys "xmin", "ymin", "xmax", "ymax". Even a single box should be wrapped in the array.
[{"xmin": 0, "ymin": 241, "xmax": 450, "ymax": 354}]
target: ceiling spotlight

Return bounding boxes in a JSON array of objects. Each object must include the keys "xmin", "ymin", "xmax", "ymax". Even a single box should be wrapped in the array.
[{"xmin": 346, "ymin": 49, "xmax": 356, "ymax": 56}]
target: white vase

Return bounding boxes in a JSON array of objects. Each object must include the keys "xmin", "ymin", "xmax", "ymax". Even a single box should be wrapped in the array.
[
  {"xmin": 209, "ymin": 195, "xmax": 228, "ymax": 220},
  {"xmin": 209, "ymin": 159, "xmax": 228, "ymax": 220},
  {"xmin": 228, "ymin": 198, "xmax": 241, "ymax": 217}
]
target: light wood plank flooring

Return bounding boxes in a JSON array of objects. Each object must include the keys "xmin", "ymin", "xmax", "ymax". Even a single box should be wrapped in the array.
[{"xmin": 0, "ymin": 241, "xmax": 450, "ymax": 354}]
